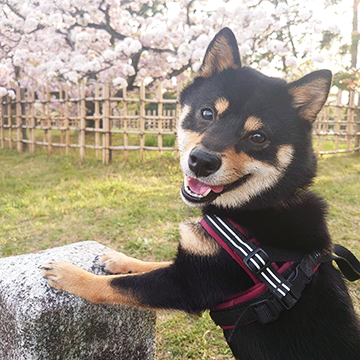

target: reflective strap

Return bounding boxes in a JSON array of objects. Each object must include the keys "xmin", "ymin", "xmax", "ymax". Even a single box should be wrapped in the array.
[{"xmin": 203, "ymin": 214, "xmax": 293, "ymax": 301}]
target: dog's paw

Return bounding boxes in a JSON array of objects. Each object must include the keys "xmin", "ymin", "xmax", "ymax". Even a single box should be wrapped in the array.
[
  {"xmin": 41, "ymin": 261, "xmax": 83, "ymax": 292},
  {"xmin": 97, "ymin": 251, "xmax": 134, "ymax": 274}
]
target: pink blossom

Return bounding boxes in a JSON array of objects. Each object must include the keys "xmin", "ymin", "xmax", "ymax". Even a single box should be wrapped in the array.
[
  {"xmin": 0, "ymin": 87, "xmax": 8, "ymax": 98},
  {"xmin": 8, "ymin": 90, "xmax": 16, "ymax": 99},
  {"xmin": 0, "ymin": 0, "xmax": 341, "ymax": 90}
]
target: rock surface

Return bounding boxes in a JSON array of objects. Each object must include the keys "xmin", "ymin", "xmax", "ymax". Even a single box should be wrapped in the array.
[{"xmin": 0, "ymin": 241, "xmax": 156, "ymax": 360}]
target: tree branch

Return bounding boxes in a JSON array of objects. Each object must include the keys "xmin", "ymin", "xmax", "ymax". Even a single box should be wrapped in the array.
[
  {"xmin": 287, "ymin": 23, "xmax": 297, "ymax": 57},
  {"xmin": 127, "ymin": 51, "xmax": 142, "ymax": 91},
  {"xmin": 1, "ymin": 0, "xmax": 25, "ymax": 20},
  {"xmin": 186, "ymin": 0, "xmax": 195, "ymax": 26}
]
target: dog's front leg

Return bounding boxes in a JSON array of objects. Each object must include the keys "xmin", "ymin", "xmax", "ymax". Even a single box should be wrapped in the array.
[
  {"xmin": 41, "ymin": 259, "xmax": 212, "ymax": 311},
  {"xmin": 41, "ymin": 221, "xmax": 226, "ymax": 311},
  {"xmin": 98, "ymin": 251, "xmax": 172, "ymax": 274}
]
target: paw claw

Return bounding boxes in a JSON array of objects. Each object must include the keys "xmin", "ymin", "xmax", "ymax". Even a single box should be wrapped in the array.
[{"xmin": 41, "ymin": 266, "xmax": 52, "ymax": 271}]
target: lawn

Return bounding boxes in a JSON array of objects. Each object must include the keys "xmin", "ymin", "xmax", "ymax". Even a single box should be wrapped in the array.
[{"xmin": 0, "ymin": 148, "xmax": 359, "ymax": 359}]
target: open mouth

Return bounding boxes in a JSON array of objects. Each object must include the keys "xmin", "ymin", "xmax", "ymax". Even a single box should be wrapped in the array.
[{"xmin": 181, "ymin": 175, "xmax": 251, "ymax": 204}]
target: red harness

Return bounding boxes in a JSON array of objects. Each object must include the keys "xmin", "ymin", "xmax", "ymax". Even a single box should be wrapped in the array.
[{"xmin": 201, "ymin": 215, "xmax": 321, "ymax": 330}]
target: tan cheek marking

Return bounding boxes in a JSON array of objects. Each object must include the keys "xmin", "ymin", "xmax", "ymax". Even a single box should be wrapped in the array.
[
  {"xmin": 276, "ymin": 144, "xmax": 294, "ymax": 168},
  {"xmin": 244, "ymin": 116, "xmax": 263, "ymax": 132},
  {"xmin": 215, "ymin": 98, "xmax": 230, "ymax": 116},
  {"xmin": 179, "ymin": 221, "xmax": 220, "ymax": 256},
  {"xmin": 221, "ymin": 148, "xmax": 253, "ymax": 181},
  {"xmin": 289, "ymin": 79, "xmax": 328, "ymax": 121},
  {"xmin": 213, "ymin": 145, "xmax": 294, "ymax": 209},
  {"xmin": 199, "ymin": 36, "xmax": 238, "ymax": 78}
]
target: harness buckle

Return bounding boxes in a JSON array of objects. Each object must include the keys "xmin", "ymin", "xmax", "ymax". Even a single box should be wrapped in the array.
[
  {"xmin": 278, "ymin": 263, "xmax": 313, "ymax": 309},
  {"xmin": 243, "ymin": 248, "xmax": 270, "ymax": 275},
  {"xmin": 252, "ymin": 299, "xmax": 280, "ymax": 324},
  {"xmin": 279, "ymin": 291, "xmax": 298, "ymax": 309}
]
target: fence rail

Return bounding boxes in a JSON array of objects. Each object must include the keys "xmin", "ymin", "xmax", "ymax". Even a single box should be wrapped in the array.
[{"xmin": 1, "ymin": 82, "xmax": 360, "ymax": 162}]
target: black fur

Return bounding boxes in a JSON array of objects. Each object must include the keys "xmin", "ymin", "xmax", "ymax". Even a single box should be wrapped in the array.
[{"xmin": 110, "ymin": 28, "xmax": 360, "ymax": 359}]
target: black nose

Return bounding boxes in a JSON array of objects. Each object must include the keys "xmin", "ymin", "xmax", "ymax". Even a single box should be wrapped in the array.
[{"xmin": 188, "ymin": 148, "xmax": 222, "ymax": 178}]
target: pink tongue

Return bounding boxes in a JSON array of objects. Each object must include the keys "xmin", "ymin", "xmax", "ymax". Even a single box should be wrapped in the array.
[{"xmin": 188, "ymin": 177, "xmax": 224, "ymax": 195}]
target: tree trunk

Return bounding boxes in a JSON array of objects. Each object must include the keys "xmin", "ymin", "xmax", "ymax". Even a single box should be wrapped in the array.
[{"xmin": 351, "ymin": 0, "xmax": 359, "ymax": 68}]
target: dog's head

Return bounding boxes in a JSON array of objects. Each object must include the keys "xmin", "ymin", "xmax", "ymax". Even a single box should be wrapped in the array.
[{"xmin": 179, "ymin": 28, "xmax": 331, "ymax": 210}]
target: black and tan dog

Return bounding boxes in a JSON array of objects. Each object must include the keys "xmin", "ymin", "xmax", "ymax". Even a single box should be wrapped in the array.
[{"xmin": 42, "ymin": 28, "xmax": 360, "ymax": 359}]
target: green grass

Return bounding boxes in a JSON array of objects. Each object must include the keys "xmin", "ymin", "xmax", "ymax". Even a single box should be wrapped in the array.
[{"xmin": 0, "ymin": 148, "xmax": 359, "ymax": 359}]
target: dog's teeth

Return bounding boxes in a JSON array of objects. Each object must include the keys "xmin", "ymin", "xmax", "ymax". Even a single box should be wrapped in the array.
[
  {"xmin": 203, "ymin": 189, "xmax": 211, "ymax": 196},
  {"xmin": 184, "ymin": 182, "xmax": 214, "ymax": 199},
  {"xmin": 184, "ymin": 176, "xmax": 189, "ymax": 187}
]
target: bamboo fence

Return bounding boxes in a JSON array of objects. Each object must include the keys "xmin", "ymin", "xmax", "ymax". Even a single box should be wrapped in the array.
[
  {"xmin": 0, "ymin": 82, "xmax": 359, "ymax": 162},
  {"xmin": 314, "ymin": 89, "xmax": 360, "ymax": 155}
]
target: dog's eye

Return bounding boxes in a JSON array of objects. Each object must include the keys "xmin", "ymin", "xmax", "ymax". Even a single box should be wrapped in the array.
[
  {"xmin": 250, "ymin": 133, "xmax": 267, "ymax": 144},
  {"xmin": 201, "ymin": 108, "xmax": 214, "ymax": 121}
]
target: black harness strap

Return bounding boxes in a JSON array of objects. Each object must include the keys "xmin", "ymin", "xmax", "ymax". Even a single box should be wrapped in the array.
[{"xmin": 333, "ymin": 244, "xmax": 360, "ymax": 281}]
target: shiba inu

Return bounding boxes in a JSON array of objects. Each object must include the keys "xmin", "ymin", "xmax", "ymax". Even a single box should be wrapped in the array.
[{"xmin": 42, "ymin": 28, "xmax": 360, "ymax": 359}]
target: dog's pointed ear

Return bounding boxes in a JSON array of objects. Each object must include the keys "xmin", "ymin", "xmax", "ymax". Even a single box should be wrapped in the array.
[
  {"xmin": 287, "ymin": 70, "xmax": 332, "ymax": 122},
  {"xmin": 197, "ymin": 27, "xmax": 241, "ymax": 78}
]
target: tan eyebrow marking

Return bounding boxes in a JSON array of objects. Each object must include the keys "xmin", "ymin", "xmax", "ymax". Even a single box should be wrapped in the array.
[
  {"xmin": 244, "ymin": 116, "xmax": 263, "ymax": 132},
  {"xmin": 214, "ymin": 98, "xmax": 230, "ymax": 116}
]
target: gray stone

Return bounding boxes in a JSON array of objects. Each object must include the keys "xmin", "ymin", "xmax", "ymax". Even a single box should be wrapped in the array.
[{"xmin": 0, "ymin": 241, "xmax": 156, "ymax": 360}]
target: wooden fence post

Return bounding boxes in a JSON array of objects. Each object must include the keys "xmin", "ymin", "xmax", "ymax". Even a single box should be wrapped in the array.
[
  {"xmin": 79, "ymin": 81, "xmax": 86, "ymax": 160},
  {"xmin": 41, "ymin": 88, "xmax": 46, "ymax": 152},
  {"xmin": 347, "ymin": 91, "xmax": 355, "ymax": 153},
  {"xmin": 102, "ymin": 83, "xmax": 111, "ymax": 164},
  {"xmin": 20, "ymin": 88, "xmax": 28, "ymax": 152},
  {"xmin": 157, "ymin": 82, "xmax": 163, "ymax": 157},
  {"xmin": 16, "ymin": 86, "xmax": 22, "ymax": 152},
  {"xmin": 123, "ymin": 85, "xmax": 128, "ymax": 161},
  {"xmin": 30, "ymin": 89, "xmax": 35, "ymax": 153},
  {"xmin": 65, "ymin": 84, "xmax": 70, "ymax": 155},
  {"xmin": 1, "ymin": 96, "xmax": 4, "ymax": 149},
  {"xmin": 355, "ymin": 92, "xmax": 360, "ymax": 152},
  {"xmin": 315, "ymin": 108, "xmax": 323, "ymax": 156},
  {"xmin": 139, "ymin": 82, "xmax": 145, "ymax": 161},
  {"xmin": 175, "ymin": 81, "xmax": 182, "ymax": 159},
  {"xmin": 334, "ymin": 90, "xmax": 342, "ymax": 155},
  {"xmin": 94, "ymin": 83, "xmax": 101, "ymax": 159},
  {"xmin": 46, "ymin": 85, "xmax": 52, "ymax": 154},
  {"xmin": 59, "ymin": 85, "xmax": 64, "ymax": 154},
  {"xmin": 8, "ymin": 95, "xmax": 13, "ymax": 150}
]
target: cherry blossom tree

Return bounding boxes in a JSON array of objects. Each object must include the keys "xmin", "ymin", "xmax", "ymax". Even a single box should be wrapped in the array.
[{"xmin": 0, "ymin": 0, "xmax": 344, "ymax": 96}]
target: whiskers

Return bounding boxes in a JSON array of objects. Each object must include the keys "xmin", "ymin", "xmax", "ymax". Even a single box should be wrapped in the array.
[{"xmin": 178, "ymin": 144, "xmax": 186, "ymax": 153}]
